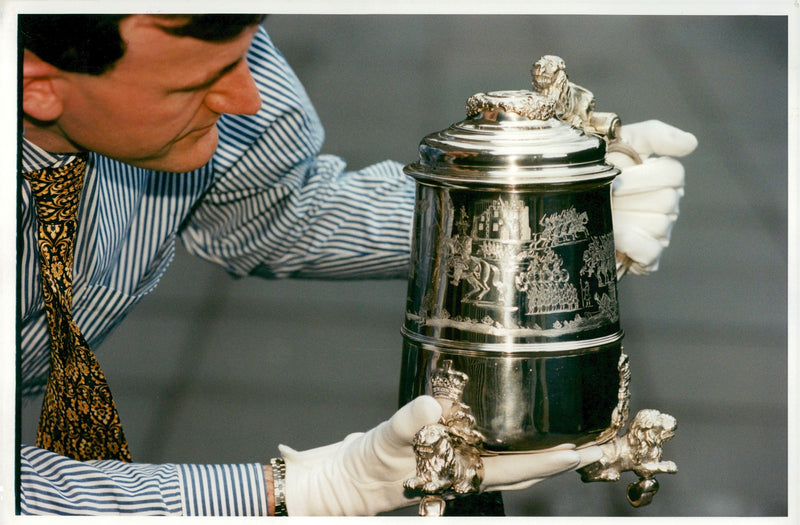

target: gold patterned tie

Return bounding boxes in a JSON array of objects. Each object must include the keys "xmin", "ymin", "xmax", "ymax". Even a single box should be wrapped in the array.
[{"xmin": 24, "ymin": 155, "xmax": 131, "ymax": 462}]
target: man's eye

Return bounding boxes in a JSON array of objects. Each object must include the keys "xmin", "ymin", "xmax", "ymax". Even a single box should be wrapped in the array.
[
  {"xmin": 169, "ymin": 81, "xmax": 214, "ymax": 94},
  {"xmin": 175, "ymin": 85, "xmax": 206, "ymax": 93}
]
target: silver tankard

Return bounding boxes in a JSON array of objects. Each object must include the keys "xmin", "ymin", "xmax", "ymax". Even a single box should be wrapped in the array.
[{"xmin": 399, "ymin": 55, "xmax": 677, "ymax": 514}]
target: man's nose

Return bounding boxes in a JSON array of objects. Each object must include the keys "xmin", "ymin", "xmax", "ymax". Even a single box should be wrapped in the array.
[{"xmin": 204, "ymin": 60, "xmax": 262, "ymax": 116}]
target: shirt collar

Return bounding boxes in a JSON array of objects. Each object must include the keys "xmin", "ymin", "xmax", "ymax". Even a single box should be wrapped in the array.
[{"xmin": 21, "ymin": 138, "xmax": 84, "ymax": 173}]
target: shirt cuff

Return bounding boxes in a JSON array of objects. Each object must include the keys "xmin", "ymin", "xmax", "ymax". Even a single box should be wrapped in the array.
[{"xmin": 177, "ymin": 463, "xmax": 268, "ymax": 516}]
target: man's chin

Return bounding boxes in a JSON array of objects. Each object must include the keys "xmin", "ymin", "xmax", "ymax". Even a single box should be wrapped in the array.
[
  {"xmin": 147, "ymin": 154, "xmax": 215, "ymax": 173},
  {"xmin": 129, "ymin": 129, "xmax": 219, "ymax": 173}
]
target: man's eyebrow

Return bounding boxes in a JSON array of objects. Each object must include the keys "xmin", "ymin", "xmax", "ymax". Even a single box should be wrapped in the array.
[{"xmin": 174, "ymin": 58, "xmax": 243, "ymax": 91}]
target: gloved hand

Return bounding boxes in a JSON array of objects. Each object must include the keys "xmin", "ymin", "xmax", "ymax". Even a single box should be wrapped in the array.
[
  {"xmin": 609, "ymin": 120, "xmax": 698, "ymax": 276},
  {"xmin": 279, "ymin": 396, "xmax": 603, "ymax": 516}
]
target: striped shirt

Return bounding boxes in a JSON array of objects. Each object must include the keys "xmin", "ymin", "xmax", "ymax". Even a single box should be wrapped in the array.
[{"xmin": 19, "ymin": 26, "xmax": 415, "ymax": 515}]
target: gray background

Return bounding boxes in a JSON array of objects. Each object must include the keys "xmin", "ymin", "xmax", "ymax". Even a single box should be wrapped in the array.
[{"xmin": 21, "ymin": 15, "xmax": 790, "ymax": 516}]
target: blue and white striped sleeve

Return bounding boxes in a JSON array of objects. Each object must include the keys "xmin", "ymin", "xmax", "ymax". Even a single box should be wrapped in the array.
[
  {"xmin": 179, "ymin": 26, "xmax": 416, "ymax": 280},
  {"xmin": 20, "ymin": 445, "xmax": 269, "ymax": 516}
]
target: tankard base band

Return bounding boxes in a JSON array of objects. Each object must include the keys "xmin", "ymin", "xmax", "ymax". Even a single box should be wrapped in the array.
[{"xmin": 398, "ymin": 337, "xmax": 625, "ymax": 453}]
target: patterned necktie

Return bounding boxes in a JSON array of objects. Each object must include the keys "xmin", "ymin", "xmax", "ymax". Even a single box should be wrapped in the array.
[{"xmin": 24, "ymin": 155, "xmax": 132, "ymax": 462}]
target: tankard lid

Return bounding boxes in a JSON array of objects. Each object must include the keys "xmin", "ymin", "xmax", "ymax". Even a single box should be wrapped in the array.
[{"xmin": 406, "ymin": 56, "xmax": 619, "ymax": 186}]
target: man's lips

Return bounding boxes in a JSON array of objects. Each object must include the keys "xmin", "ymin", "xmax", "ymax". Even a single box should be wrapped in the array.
[{"xmin": 183, "ymin": 122, "xmax": 218, "ymax": 139}]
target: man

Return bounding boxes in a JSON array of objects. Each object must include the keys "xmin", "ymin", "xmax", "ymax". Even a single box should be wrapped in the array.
[{"xmin": 18, "ymin": 14, "xmax": 696, "ymax": 515}]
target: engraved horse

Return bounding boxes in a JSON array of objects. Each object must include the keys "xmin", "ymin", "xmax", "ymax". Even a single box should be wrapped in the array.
[{"xmin": 451, "ymin": 255, "xmax": 502, "ymax": 302}]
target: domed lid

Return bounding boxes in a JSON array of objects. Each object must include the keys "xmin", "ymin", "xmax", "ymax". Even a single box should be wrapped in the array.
[{"xmin": 406, "ymin": 55, "xmax": 620, "ymax": 186}]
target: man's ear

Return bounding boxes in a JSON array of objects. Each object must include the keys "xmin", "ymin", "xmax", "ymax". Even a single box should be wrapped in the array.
[{"xmin": 22, "ymin": 50, "xmax": 65, "ymax": 122}]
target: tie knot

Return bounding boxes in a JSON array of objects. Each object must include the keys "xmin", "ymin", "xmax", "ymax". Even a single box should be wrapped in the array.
[{"xmin": 23, "ymin": 155, "xmax": 88, "ymax": 223}]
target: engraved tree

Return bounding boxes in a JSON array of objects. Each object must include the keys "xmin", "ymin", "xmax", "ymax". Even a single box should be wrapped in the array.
[
  {"xmin": 595, "ymin": 291, "xmax": 619, "ymax": 323},
  {"xmin": 581, "ymin": 233, "xmax": 615, "ymax": 287}
]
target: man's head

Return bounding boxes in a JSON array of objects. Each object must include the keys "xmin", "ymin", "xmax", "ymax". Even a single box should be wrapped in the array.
[{"xmin": 21, "ymin": 14, "xmax": 265, "ymax": 172}]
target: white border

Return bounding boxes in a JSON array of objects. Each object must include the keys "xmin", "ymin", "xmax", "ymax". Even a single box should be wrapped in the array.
[
  {"xmin": 0, "ymin": 2, "xmax": 796, "ymax": 525},
  {"xmin": 786, "ymin": 3, "xmax": 799, "ymax": 525}
]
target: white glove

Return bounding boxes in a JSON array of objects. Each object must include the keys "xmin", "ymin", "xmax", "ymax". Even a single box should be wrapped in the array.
[
  {"xmin": 279, "ymin": 396, "xmax": 602, "ymax": 516},
  {"xmin": 609, "ymin": 120, "xmax": 698, "ymax": 275}
]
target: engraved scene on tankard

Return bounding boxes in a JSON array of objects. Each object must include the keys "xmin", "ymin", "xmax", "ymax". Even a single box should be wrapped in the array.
[{"xmin": 406, "ymin": 186, "xmax": 619, "ymax": 344}]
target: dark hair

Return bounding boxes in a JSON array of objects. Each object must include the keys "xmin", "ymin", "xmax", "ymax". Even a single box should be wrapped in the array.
[{"xmin": 19, "ymin": 14, "xmax": 266, "ymax": 75}]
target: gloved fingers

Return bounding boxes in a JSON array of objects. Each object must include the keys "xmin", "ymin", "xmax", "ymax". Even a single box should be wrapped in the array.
[
  {"xmin": 483, "ymin": 477, "xmax": 549, "ymax": 492},
  {"xmin": 607, "ymin": 150, "xmax": 639, "ymax": 168},
  {"xmin": 613, "ymin": 210, "xmax": 675, "ymax": 242},
  {"xmin": 620, "ymin": 258, "xmax": 655, "ymax": 276},
  {"xmin": 546, "ymin": 442, "xmax": 578, "ymax": 452},
  {"xmin": 613, "ymin": 188, "xmax": 681, "ymax": 215},
  {"xmin": 614, "ymin": 227, "xmax": 665, "ymax": 272},
  {"xmin": 575, "ymin": 445, "xmax": 605, "ymax": 470},
  {"xmin": 612, "ymin": 157, "xmax": 685, "ymax": 196},
  {"xmin": 382, "ymin": 396, "xmax": 443, "ymax": 450},
  {"xmin": 478, "ymin": 445, "xmax": 603, "ymax": 490},
  {"xmin": 481, "ymin": 449, "xmax": 583, "ymax": 491},
  {"xmin": 619, "ymin": 120, "xmax": 698, "ymax": 158}
]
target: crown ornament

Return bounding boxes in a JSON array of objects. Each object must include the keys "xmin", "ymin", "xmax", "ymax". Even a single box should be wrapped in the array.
[{"xmin": 430, "ymin": 360, "xmax": 468, "ymax": 401}]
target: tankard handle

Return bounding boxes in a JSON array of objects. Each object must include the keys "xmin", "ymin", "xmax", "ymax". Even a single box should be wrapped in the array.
[{"xmin": 609, "ymin": 135, "xmax": 644, "ymax": 281}]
